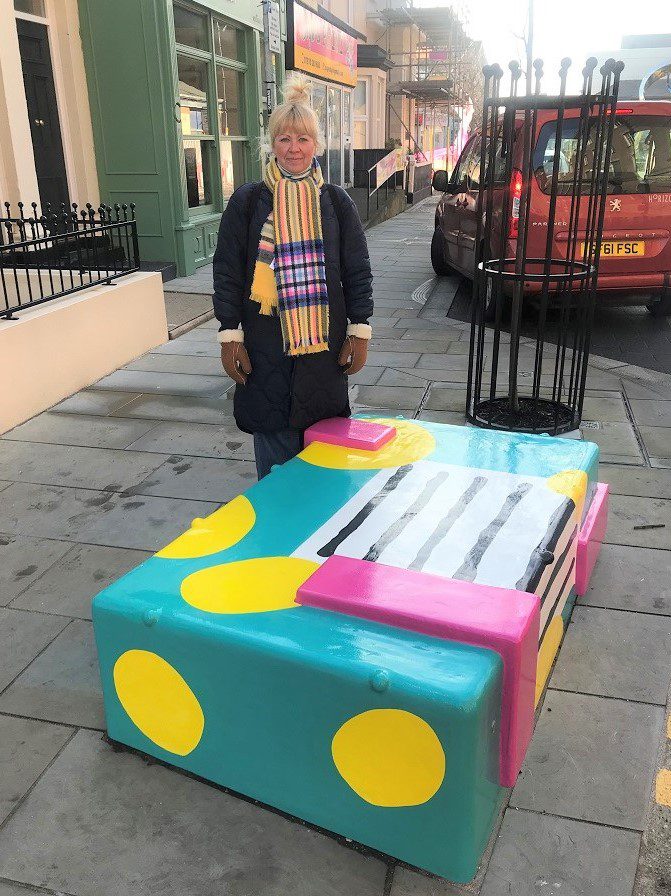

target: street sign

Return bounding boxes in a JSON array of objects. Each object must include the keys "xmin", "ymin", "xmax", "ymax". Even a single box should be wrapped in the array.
[{"xmin": 268, "ymin": 1, "xmax": 281, "ymax": 54}]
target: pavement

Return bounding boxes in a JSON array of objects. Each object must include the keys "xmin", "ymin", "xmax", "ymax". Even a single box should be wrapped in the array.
[{"xmin": 1, "ymin": 196, "xmax": 670, "ymax": 896}]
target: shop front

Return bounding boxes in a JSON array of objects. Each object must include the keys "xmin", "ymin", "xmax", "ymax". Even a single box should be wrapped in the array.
[
  {"xmin": 285, "ymin": 0, "xmax": 361, "ymax": 188},
  {"xmin": 79, "ymin": 0, "xmax": 272, "ymax": 275}
]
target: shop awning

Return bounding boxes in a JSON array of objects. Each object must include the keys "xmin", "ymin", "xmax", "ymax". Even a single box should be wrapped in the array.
[{"xmin": 389, "ymin": 79, "xmax": 456, "ymax": 103}]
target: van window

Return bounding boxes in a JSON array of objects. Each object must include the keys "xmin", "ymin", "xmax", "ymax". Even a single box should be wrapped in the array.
[{"xmin": 533, "ymin": 114, "xmax": 671, "ymax": 195}]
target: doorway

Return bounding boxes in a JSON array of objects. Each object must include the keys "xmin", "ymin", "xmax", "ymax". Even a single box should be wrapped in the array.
[{"xmin": 16, "ymin": 17, "xmax": 70, "ymax": 209}]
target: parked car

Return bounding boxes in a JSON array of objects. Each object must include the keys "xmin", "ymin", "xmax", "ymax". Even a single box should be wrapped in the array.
[{"xmin": 431, "ymin": 101, "xmax": 671, "ymax": 318}]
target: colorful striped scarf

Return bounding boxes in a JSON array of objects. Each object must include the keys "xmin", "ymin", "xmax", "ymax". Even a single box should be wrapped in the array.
[{"xmin": 250, "ymin": 157, "xmax": 329, "ymax": 356}]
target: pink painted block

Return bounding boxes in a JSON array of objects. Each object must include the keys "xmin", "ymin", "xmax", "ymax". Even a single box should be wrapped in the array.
[
  {"xmin": 297, "ymin": 555, "xmax": 540, "ymax": 787},
  {"xmin": 575, "ymin": 482, "xmax": 609, "ymax": 596},
  {"xmin": 303, "ymin": 417, "xmax": 396, "ymax": 452}
]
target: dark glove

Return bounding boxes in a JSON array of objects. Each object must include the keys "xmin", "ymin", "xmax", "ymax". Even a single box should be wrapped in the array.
[
  {"xmin": 220, "ymin": 341, "xmax": 252, "ymax": 385},
  {"xmin": 338, "ymin": 335, "xmax": 368, "ymax": 376}
]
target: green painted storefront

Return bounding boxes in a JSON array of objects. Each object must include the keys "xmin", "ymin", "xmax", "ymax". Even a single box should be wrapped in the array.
[{"xmin": 78, "ymin": 0, "xmax": 285, "ymax": 276}]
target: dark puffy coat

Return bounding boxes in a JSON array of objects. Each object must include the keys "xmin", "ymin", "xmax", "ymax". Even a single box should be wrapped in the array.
[{"xmin": 212, "ymin": 181, "xmax": 373, "ymax": 434}]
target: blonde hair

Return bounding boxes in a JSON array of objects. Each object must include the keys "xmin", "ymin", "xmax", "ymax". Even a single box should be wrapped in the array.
[{"xmin": 266, "ymin": 74, "xmax": 325, "ymax": 157}]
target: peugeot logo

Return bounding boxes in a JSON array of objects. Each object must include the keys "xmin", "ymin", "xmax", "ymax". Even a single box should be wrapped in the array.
[{"xmin": 610, "ymin": 199, "xmax": 622, "ymax": 212}]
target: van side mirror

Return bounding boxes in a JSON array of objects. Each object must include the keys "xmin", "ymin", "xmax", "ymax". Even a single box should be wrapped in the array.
[{"xmin": 432, "ymin": 170, "xmax": 449, "ymax": 192}]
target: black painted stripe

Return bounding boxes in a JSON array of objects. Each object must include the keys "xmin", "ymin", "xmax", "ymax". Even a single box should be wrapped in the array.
[
  {"xmin": 539, "ymin": 527, "xmax": 577, "ymax": 605},
  {"xmin": 317, "ymin": 465, "xmax": 413, "ymax": 558},
  {"xmin": 539, "ymin": 558, "xmax": 575, "ymax": 643},
  {"xmin": 408, "ymin": 475, "xmax": 488, "ymax": 572},
  {"xmin": 519, "ymin": 499, "xmax": 576, "ymax": 593},
  {"xmin": 454, "ymin": 482, "xmax": 534, "ymax": 582},
  {"xmin": 364, "ymin": 471, "xmax": 450, "ymax": 562}
]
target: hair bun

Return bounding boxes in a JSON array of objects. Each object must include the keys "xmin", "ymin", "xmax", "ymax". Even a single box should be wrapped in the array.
[{"xmin": 283, "ymin": 74, "xmax": 312, "ymax": 106}]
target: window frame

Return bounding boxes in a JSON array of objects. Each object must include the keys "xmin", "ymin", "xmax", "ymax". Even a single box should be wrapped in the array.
[{"xmin": 173, "ymin": 0, "xmax": 251, "ymax": 217}]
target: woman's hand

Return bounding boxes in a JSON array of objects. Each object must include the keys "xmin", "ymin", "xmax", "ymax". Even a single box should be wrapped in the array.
[
  {"xmin": 338, "ymin": 336, "xmax": 368, "ymax": 376},
  {"xmin": 221, "ymin": 342, "xmax": 252, "ymax": 385}
]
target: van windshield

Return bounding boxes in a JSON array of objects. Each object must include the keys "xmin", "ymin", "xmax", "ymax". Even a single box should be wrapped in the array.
[{"xmin": 533, "ymin": 114, "xmax": 671, "ymax": 195}]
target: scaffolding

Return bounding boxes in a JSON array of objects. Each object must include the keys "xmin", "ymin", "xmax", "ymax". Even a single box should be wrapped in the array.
[{"xmin": 367, "ymin": 0, "xmax": 485, "ymax": 171}]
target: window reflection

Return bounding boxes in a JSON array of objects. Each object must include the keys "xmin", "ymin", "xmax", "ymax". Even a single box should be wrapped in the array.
[{"xmin": 178, "ymin": 56, "xmax": 210, "ymax": 136}]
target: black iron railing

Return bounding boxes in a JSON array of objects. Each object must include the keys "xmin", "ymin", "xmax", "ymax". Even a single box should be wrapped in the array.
[{"xmin": 0, "ymin": 201, "xmax": 140, "ymax": 320}]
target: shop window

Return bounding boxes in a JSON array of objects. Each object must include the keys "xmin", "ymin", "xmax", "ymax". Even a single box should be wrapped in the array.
[
  {"xmin": 177, "ymin": 56, "xmax": 211, "ymax": 135},
  {"xmin": 312, "ymin": 82, "xmax": 328, "ymax": 173},
  {"xmin": 173, "ymin": 2, "xmax": 251, "ymax": 213},
  {"xmin": 173, "ymin": 3, "xmax": 208, "ymax": 51},
  {"xmin": 217, "ymin": 66, "xmax": 244, "ymax": 136},
  {"xmin": 214, "ymin": 19, "xmax": 245, "ymax": 62},
  {"xmin": 327, "ymin": 85, "xmax": 342, "ymax": 186}
]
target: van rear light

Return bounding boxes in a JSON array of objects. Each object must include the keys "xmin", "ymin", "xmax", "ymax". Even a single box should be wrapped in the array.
[
  {"xmin": 612, "ymin": 108, "xmax": 633, "ymax": 114},
  {"xmin": 510, "ymin": 169, "xmax": 523, "ymax": 239}
]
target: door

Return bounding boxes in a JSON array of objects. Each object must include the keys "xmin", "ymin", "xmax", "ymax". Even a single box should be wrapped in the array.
[
  {"xmin": 17, "ymin": 18, "xmax": 69, "ymax": 210},
  {"xmin": 441, "ymin": 138, "xmax": 475, "ymax": 269},
  {"xmin": 457, "ymin": 137, "xmax": 482, "ymax": 273}
]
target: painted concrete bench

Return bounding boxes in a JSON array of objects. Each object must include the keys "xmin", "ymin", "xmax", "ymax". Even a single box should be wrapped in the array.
[{"xmin": 93, "ymin": 416, "xmax": 608, "ymax": 883}]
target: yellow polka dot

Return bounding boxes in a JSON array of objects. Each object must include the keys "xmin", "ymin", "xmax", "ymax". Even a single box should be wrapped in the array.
[
  {"xmin": 535, "ymin": 616, "xmax": 564, "ymax": 706},
  {"xmin": 113, "ymin": 650, "xmax": 204, "ymax": 755},
  {"xmin": 157, "ymin": 495, "xmax": 255, "ymax": 559},
  {"xmin": 181, "ymin": 556, "xmax": 319, "ymax": 614},
  {"xmin": 656, "ymin": 769, "xmax": 671, "ymax": 808},
  {"xmin": 546, "ymin": 470, "xmax": 588, "ymax": 519},
  {"xmin": 301, "ymin": 418, "xmax": 435, "ymax": 470},
  {"xmin": 332, "ymin": 709, "xmax": 445, "ymax": 807}
]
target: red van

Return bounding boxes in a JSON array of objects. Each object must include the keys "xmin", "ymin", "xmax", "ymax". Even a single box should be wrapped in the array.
[{"xmin": 431, "ymin": 101, "xmax": 671, "ymax": 317}]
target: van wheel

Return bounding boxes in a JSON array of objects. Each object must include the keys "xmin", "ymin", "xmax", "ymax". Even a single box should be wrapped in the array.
[
  {"xmin": 646, "ymin": 295, "xmax": 671, "ymax": 318},
  {"xmin": 431, "ymin": 227, "xmax": 452, "ymax": 276}
]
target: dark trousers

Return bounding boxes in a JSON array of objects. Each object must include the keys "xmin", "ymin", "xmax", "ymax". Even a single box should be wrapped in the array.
[{"xmin": 253, "ymin": 429, "xmax": 304, "ymax": 480}]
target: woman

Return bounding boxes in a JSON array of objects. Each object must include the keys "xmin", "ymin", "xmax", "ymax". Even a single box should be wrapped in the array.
[{"xmin": 213, "ymin": 76, "xmax": 373, "ymax": 479}]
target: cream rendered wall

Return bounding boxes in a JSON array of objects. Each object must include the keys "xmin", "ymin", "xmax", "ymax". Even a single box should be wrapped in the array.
[{"xmin": 0, "ymin": 1, "xmax": 99, "ymax": 208}]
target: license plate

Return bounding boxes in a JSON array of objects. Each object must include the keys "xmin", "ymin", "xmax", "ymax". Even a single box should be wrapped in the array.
[{"xmin": 581, "ymin": 240, "xmax": 645, "ymax": 257}]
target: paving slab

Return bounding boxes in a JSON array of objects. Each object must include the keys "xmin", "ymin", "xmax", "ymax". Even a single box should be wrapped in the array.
[
  {"xmin": 629, "ymin": 398, "xmax": 671, "ymax": 427},
  {"xmin": 125, "ymin": 420, "xmax": 255, "ymax": 462},
  {"xmin": 599, "ymin": 464, "xmax": 671, "ymax": 500},
  {"xmin": 92, "ymin": 369, "xmax": 228, "ymax": 398},
  {"xmin": 574, "ymin": 421, "xmax": 642, "ymax": 459},
  {"xmin": 151, "ymin": 339, "xmax": 221, "ymax": 357},
  {"xmin": 606, "ymin": 494, "xmax": 671, "ymax": 550},
  {"xmin": 552, "ymin": 605, "xmax": 671, "ymax": 704},
  {"xmin": 352, "ymin": 385, "xmax": 425, "ymax": 411},
  {"xmin": 2, "ymin": 413, "xmax": 158, "ymax": 451},
  {"xmin": 389, "ymin": 866, "xmax": 463, "ymax": 895},
  {"xmin": 418, "ymin": 411, "xmax": 466, "ymax": 426},
  {"xmin": 367, "ymin": 351, "xmax": 421, "ymax": 367},
  {"xmin": 10, "ymin": 544, "xmax": 150, "ymax": 620},
  {"xmin": 0, "ymin": 534, "xmax": 72, "ymax": 607},
  {"xmin": 0, "ymin": 714, "xmax": 73, "ymax": 824},
  {"xmin": 50, "ymin": 390, "xmax": 142, "ymax": 417},
  {"xmin": 622, "ymin": 380, "xmax": 670, "ymax": 400},
  {"xmin": 376, "ymin": 368, "xmax": 431, "ymax": 388},
  {"xmin": 581, "ymin": 395, "xmax": 629, "ymax": 423},
  {"xmin": 0, "ymin": 608, "xmax": 68, "ymax": 694},
  {"xmin": 414, "ymin": 354, "xmax": 472, "ymax": 372},
  {"xmin": 480, "ymin": 808, "xmax": 641, "ymax": 896},
  {"xmin": 109, "ymin": 392, "xmax": 234, "ymax": 425},
  {"xmin": 163, "ymin": 291, "xmax": 212, "ymax": 329},
  {"xmin": 370, "ymin": 339, "xmax": 451, "ymax": 354},
  {"xmin": 639, "ymin": 426, "xmax": 671, "ymax": 459},
  {"xmin": 579, "ymin": 544, "xmax": 671, "ymax": 615},
  {"xmin": 125, "ymin": 353, "xmax": 224, "ymax": 377},
  {"xmin": 0, "ymin": 620, "xmax": 104, "ymax": 729},
  {"xmin": 388, "ymin": 328, "xmax": 461, "ymax": 342},
  {"xmin": 0, "ymin": 441, "xmax": 165, "ymax": 493},
  {"xmin": 130, "ymin": 455, "xmax": 256, "ymax": 503},
  {"xmin": 650, "ymin": 456, "xmax": 671, "ymax": 469},
  {"xmin": 348, "ymin": 366, "xmax": 384, "ymax": 386},
  {"xmin": 0, "ymin": 730, "xmax": 388, "ymax": 896},
  {"xmin": 510, "ymin": 690, "xmax": 664, "ymax": 829},
  {"xmin": 425, "ymin": 386, "xmax": 469, "ymax": 412},
  {"xmin": 0, "ymin": 482, "xmax": 217, "ymax": 552}
]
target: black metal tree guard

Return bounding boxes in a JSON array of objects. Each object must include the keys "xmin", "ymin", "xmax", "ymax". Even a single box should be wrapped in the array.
[{"xmin": 466, "ymin": 57, "xmax": 624, "ymax": 435}]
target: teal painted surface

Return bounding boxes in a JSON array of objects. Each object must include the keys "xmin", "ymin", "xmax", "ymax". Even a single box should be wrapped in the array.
[
  {"xmin": 94, "ymin": 596, "xmax": 503, "ymax": 882},
  {"xmin": 92, "ymin": 420, "xmax": 600, "ymax": 881}
]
